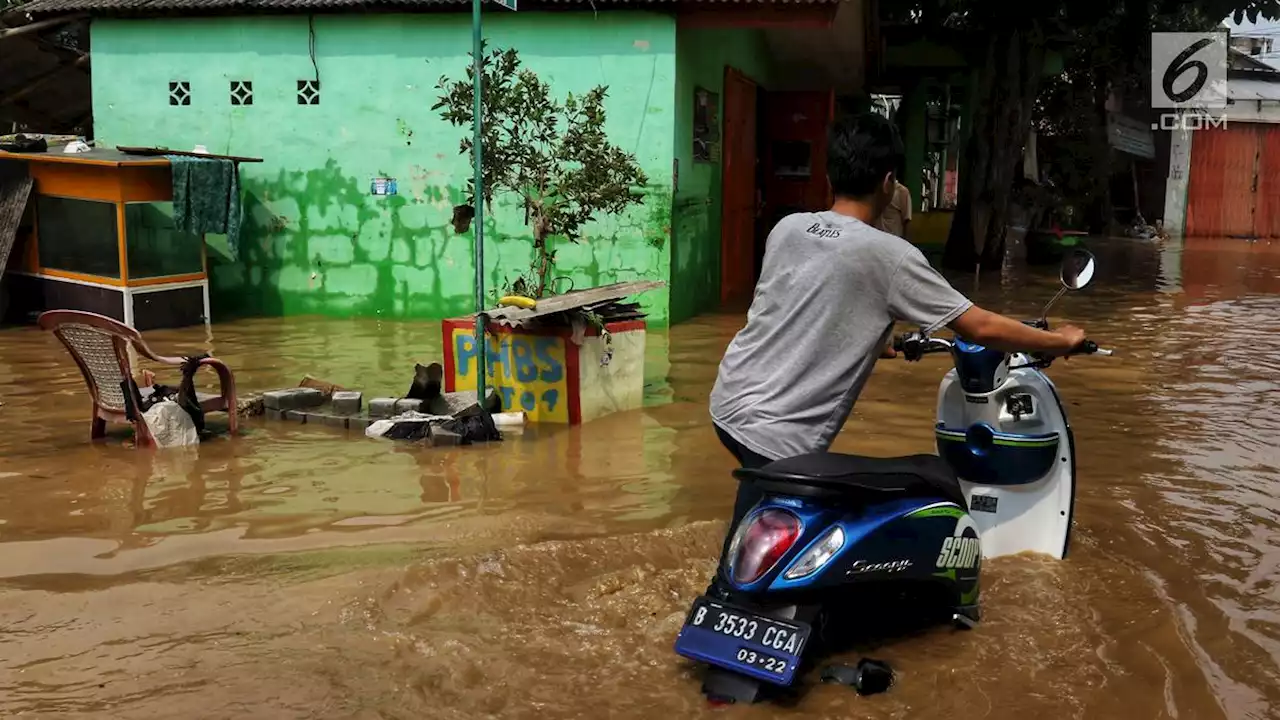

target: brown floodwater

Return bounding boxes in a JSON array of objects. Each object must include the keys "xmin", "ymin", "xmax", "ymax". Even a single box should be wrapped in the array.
[{"xmin": 2, "ymin": 236, "xmax": 1280, "ymax": 719}]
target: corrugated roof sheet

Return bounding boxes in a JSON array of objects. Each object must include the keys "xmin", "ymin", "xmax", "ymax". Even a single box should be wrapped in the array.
[
  {"xmin": 473, "ymin": 279, "xmax": 665, "ymax": 327},
  {"xmin": 19, "ymin": 0, "xmax": 840, "ymax": 15},
  {"xmin": 1231, "ymin": 77, "xmax": 1280, "ymax": 101}
]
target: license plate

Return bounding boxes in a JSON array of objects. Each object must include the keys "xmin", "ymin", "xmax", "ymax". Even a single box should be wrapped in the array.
[{"xmin": 673, "ymin": 596, "xmax": 810, "ymax": 686}]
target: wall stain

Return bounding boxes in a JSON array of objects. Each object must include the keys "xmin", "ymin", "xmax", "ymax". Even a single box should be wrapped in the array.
[{"xmin": 211, "ymin": 159, "xmax": 672, "ymax": 322}]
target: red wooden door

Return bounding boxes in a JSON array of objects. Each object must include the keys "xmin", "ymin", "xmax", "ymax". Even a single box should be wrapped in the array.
[
  {"xmin": 720, "ymin": 67, "xmax": 758, "ymax": 305},
  {"xmin": 1186, "ymin": 125, "xmax": 1260, "ymax": 238},
  {"xmin": 763, "ymin": 91, "xmax": 836, "ymax": 216},
  {"xmin": 1254, "ymin": 125, "xmax": 1280, "ymax": 238}
]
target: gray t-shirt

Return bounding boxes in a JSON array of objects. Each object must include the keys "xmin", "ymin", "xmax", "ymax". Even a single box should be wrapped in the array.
[{"xmin": 710, "ymin": 210, "xmax": 973, "ymax": 461}]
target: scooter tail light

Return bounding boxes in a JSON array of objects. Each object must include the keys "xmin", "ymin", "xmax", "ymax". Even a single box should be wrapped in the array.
[
  {"xmin": 783, "ymin": 526, "xmax": 845, "ymax": 580},
  {"xmin": 729, "ymin": 509, "xmax": 802, "ymax": 585}
]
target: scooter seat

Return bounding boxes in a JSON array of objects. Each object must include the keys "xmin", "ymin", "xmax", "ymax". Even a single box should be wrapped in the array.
[{"xmin": 733, "ymin": 452, "xmax": 967, "ymax": 509}]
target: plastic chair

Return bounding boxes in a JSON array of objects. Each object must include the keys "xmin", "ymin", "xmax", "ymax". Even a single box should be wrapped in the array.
[{"xmin": 37, "ymin": 310, "xmax": 238, "ymax": 447}]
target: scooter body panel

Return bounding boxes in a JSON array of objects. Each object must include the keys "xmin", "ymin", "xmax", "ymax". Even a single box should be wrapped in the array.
[
  {"xmin": 673, "ymin": 495, "xmax": 980, "ymax": 688},
  {"xmin": 736, "ymin": 496, "xmax": 980, "ymax": 596},
  {"xmin": 935, "ymin": 341, "xmax": 1076, "ymax": 559}
]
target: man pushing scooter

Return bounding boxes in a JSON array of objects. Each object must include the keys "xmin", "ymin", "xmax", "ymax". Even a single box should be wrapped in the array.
[{"xmin": 706, "ymin": 112, "xmax": 1087, "ymax": 598}]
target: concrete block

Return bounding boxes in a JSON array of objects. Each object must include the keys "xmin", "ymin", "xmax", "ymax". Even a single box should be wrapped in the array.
[
  {"xmin": 430, "ymin": 426, "xmax": 462, "ymax": 447},
  {"xmin": 267, "ymin": 406, "xmax": 373, "ymax": 431},
  {"xmin": 369, "ymin": 397, "xmax": 398, "ymax": 418},
  {"xmin": 440, "ymin": 389, "xmax": 500, "ymax": 415},
  {"xmin": 311, "ymin": 412, "xmax": 347, "ymax": 428},
  {"xmin": 334, "ymin": 414, "xmax": 365, "ymax": 430},
  {"xmin": 395, "ymin": 398, "xmax": 424, "ymax": 414},
  {"xmin": 263, "ymin": 388, "xmax": 325, "ymax": 411},
  {"xmin": 236, "ymin": 394, "xmax": 265, "ymax": 417},
  {"xmin": 331, "ymin": 391, "xmax": 363, "ymax": 415},
  {"xmin": 294, "ymin": 388, "xmax": 326, "ymax": 409}
]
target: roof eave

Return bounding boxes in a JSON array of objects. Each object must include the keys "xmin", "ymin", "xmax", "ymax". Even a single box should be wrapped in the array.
[{"xmin": 16, "ymin": 0, "xmax": 845, "ymax": 20}]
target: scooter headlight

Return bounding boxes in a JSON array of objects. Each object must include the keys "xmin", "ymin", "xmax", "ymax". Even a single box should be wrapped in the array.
[{"xmin": 783, "ymin": 526, "xmax": 845, "ymax": 580}]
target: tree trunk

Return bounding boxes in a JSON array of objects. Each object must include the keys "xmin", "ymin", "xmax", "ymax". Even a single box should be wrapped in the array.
[
  {"xmin": 943, "ymin": 26, "xmax": 1048, "ymax": 271},
  {"xmin": 532, "ymin": 219, "xmax": 551, "ymax": 298},
  {"xmin": 1085, "ymin": 65, "xmax": 1114, "ymax": 233}
]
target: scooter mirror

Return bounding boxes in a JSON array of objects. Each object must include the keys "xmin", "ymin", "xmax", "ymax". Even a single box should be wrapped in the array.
[
  {"xmin": 1039, "ymin": 248, "xmax": 1096, "ymax": 321},
  {"xmin": 1060, "ymin": 249, "xmax": 1096, "ymax": 291}
]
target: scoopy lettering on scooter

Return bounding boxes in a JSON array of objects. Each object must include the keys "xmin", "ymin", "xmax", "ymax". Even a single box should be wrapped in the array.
[
  {"xmin": 846, "ymin": 559, "xmax": 913, "ymax": 575},
  {"xmin": 936, "ymin": 536, "xmax": 980, "ymax": 570}
]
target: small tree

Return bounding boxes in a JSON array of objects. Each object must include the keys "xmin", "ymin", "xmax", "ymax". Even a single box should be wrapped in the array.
[{"xmin": 434, "ymin": 45, "xmax": 648, "ymax": 298}]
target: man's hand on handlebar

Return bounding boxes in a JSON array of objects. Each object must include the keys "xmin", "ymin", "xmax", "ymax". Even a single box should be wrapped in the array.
[
  {"xmin": 891, "ymin": 324, "xmax": 1108, "ymax": 364},
  {"xmin": 892, "ymin": 332, "xmax": 950, "ymax": 361},
  {"xmin": 949, "ymin": 306, "xmax": 1089, "ymax": 357},
  {"xmin": 1048, "ymin": 324, "xmax": 1086, "ymax": 356}
]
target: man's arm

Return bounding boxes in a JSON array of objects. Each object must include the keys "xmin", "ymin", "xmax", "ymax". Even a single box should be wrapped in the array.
[
  {"xmin": 885, "ymin": 244, "xmax": 1085, "ymax": 356},
  {"xmin": 947, "ymin": 306, "xmax": 1083, "ymax": 355}
]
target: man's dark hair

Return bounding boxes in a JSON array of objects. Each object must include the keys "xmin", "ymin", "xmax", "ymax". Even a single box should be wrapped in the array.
[{"xmin": 826, "ymin": 112, "xmax": 904, "ymax": 198}]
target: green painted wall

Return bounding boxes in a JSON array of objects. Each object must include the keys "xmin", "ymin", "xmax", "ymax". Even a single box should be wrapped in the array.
[
  {"xmin": 91, "ymin": 13, "xmax": 677, "ymax": 323},
  {"xmin": 670, "ymin": 26, "xmax": 777, "ymax": 323}
]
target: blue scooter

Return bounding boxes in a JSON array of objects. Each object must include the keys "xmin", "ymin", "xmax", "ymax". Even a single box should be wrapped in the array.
[{"xmin": 674, "ymin": 249, "xmax": 1110, "ymax": 704}]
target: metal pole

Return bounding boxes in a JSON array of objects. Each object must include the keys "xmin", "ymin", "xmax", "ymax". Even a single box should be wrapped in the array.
[{"xmin": 471, "ymin": 0, "xmax": 488, "ymax": 409}]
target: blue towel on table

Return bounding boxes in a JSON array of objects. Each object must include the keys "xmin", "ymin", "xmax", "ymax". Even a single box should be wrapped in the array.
[{"xmin": 167, "ymin": 155, "xmax": 242, "ymax": 261}]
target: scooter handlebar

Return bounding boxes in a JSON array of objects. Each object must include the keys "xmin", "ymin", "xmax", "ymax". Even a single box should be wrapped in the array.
[
  {"xmin": 892, "ymin": 332, "xmax": 952, "ymax": 361},
  {"xmin": 893, "ymin": 331, "xmax": 1113, "ymax": 363},
  {"xmin": 1069, "ymin": 340, "xmax": 1113, "ymax": 356},
  {"xmin": 1025, "ymin": 340, "xmax": 1114, "ymax": 366},
  {"xmin": 1028, "ymin": 321, "xmax": 1114, "ymax": 357}
]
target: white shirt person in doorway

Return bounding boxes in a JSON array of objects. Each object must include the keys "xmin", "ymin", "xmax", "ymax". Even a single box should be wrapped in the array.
[{"xmin": 877, "ymin": 180, "xmax": 912, "ymax": 238}]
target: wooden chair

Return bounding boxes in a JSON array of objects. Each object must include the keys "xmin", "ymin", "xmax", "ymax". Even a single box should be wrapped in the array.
[{"xmin": 38, "ymin": 310, "xmax": 238, "ymax": 447}]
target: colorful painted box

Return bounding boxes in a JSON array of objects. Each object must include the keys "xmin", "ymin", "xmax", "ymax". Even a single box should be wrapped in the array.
[{"xmin": 441, "ymin": 318, "xmax": 646, "ymax": 424}]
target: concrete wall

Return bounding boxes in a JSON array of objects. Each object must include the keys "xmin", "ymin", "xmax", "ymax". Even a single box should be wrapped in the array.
[
  {"xmin": 91, "ymin": 13, "xmax": 677, "ymax": 323},
  {"xmin": 669, "ymin": 25, "xmax": 778, "ymax": 323}
]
